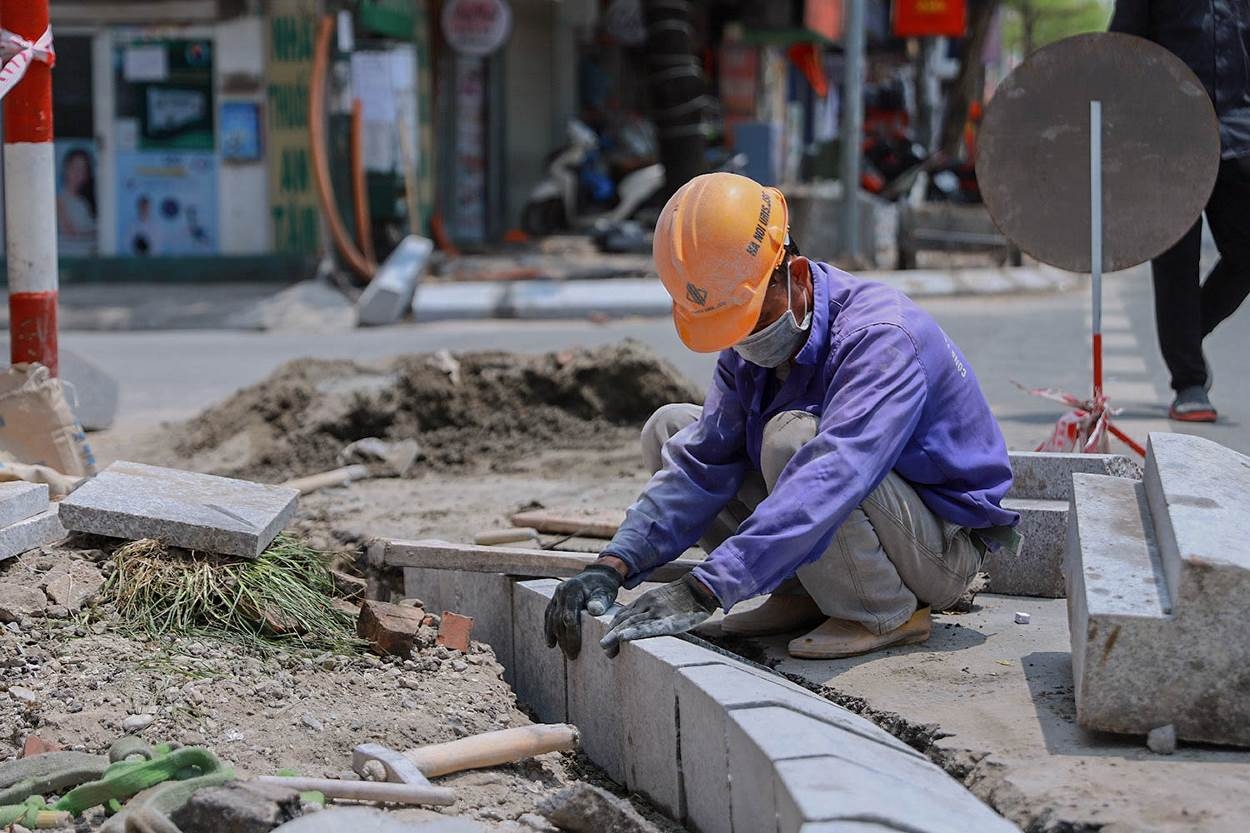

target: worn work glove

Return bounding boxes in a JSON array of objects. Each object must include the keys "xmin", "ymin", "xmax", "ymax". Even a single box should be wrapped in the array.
[
  {"xmin": 599, "ymin": 574, "xmax": 719, "ymax": 657},
  {"xmin": 545, "ymin": 564, "xmax": 624, "ymax": 660}
]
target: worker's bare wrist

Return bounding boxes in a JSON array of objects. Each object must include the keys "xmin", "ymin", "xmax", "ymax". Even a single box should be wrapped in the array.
[{"xmin": 595, "ymin": 554, "xmax": 630, "ymax": 581}]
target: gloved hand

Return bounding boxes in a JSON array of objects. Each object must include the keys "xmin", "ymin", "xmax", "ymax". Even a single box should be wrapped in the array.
[
  {"xmin": 544, "ymin": 563, "xmax": 624, "ymax": 659},
  {"xmin": 599, "ymin": 574, "xmax": 719, "ymax": 657}
]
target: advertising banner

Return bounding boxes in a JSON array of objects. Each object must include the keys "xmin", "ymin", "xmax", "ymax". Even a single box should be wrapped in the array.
[{"xmin": 115, "ymin": 151, "xmax": 218, "ymax": 256}]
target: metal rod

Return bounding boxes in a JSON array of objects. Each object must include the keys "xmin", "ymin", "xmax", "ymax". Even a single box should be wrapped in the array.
[
  {"xmin": 838, "ymin": 0, "xmax": 867, "ymax": 261},
  {"xmin": 1090, "ymin": 100, "xmax": 1103, "ymax": 396}
]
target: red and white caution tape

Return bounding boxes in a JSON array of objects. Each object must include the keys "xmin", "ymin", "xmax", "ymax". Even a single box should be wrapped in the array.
[
  {"xmin": 1013, "ymin": 381, "xmax": 1145, "ymax": 457},
  {"xmin": 0, "ymin": 27, "xmax": 53, "ymax": 102}
]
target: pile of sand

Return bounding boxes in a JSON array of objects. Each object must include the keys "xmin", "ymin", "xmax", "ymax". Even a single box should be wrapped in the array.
[{"xmin": 172, "ymin": 341, "xmax": 702, "ymax": 482}]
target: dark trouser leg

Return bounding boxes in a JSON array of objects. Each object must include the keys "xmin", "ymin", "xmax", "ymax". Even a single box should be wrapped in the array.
[
  {"xmin": 1151, "ymin": 220, "xmax": 1206, "ymax": 392},
  {"xmin": 1201, "ymin": 157, "xmax": 1250, "ymax": 338}
]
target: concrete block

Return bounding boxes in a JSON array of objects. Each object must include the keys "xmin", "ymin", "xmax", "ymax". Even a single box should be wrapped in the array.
[
  {"xmin": 618, "ymin": 636, "xmax": 722, "ymax": 819},
  {"xmin": 675, "ymin": 664, "xmax": 917, "ymax": 759},
  {"xmin": 775, "ymin": 755, "xmax": 1017, "ymax": 832},
  {"xmin": 798, "ymin": 824, "xmax": 898, "ymax": 833},
  {"xmin": 0, "ymin": 509, "xmax": 66, "ymax": 563},
  {"xmin": 674, "ymin": 666, "xmax": 733, "ymax": 833},
  {"xmin": 357, "ymin": 235, "xmax": 432, "ymax": 326},
  {"xmin": 1008, "ymin": 451, "xmax": 1138, "ymax": 501},
  {"xmin": 60, "ymin": 349, "xmax": 120, "ymax": 431},
  {"xmin": 58, "ymin": 461, "xmax": 297, "ymax": 558},
  {"xmin": 988, "ymin": 497, "xmax": 1066, "ymax": 597},
  {"xmin": 0, "ymin": 482, "xmax": 49, "ymax": 529},
  {"xmin": 511, "ymin": 580, "xmax": 567, "ymax": 723},
  {"xmin": 402, "ymin": 567, "xmax": 514, "ymax": 682},
  {"xmin": 566, "ymin": 609, "xmax": 628, "ymax": 785},
  {"xmin": 1065, "ymin": 432, "xmax": 1250, "ymax": 746},
  {"xmin": 728, "ymin": 706, "xmax": 960, "ymax": 833}
]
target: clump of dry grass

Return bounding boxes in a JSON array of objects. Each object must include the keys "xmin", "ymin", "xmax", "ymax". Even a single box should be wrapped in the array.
[{"xmin": 101, "ymin": 534, "xmax": 361, "ymax": 653}]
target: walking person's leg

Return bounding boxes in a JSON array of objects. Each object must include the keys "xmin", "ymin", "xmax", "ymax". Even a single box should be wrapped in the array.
[
  {"xmin": 1200, "ymin": 157, "xmax": 1250, "ymax": 341},
  {"xmin": 1151, "ymin": 219, "xmax": 1214, "ymax": 420}
]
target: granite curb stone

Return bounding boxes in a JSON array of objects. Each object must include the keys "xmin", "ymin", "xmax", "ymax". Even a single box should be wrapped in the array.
[{"xmin": 1069, "ymin": 433, "xmax": 1250, "ymax": 745}]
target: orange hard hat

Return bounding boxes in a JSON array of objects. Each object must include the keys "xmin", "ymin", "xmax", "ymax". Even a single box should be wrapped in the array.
[{"xmin": 653, "ymin": 173, "xmax": 790, "ymax": 353}]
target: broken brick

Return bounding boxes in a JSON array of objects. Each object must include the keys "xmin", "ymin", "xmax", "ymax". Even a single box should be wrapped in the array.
[
  {"xmin": 436, "ymin": 611, "xmax": 474, "ymax": 653},
  {"xmin": 330, "ymin": 570, "xmax": 367, "ymax": 601},
  {"xmin": 21, "ymin": 735, "xmax": 62, "ymax": 758},
  {"xmin": 357, "ymin": 599, "xmax": 426, "ymax": 658}
]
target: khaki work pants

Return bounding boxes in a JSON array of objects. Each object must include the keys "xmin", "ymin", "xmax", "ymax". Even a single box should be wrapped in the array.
[{"xmin": 642, "ymin": 404, "xmax": 982, "ymax": 635}]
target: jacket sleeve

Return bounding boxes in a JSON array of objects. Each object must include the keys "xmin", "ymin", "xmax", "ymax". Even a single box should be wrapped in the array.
[
  {"xmin": 1108, "ymin": 0, "xmax": 1150, "ymax": 36},
  {"xmin": 691, "ymin": 324, "xmax": 928, "ymax": 610},
  {"xmin": 607, "ymin": 354, "xmax": 751, "ymax": 587}
]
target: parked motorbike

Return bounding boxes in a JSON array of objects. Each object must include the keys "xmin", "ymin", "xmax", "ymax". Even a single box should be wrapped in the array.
[{"xmin": 522, "ymin": 120, "xmax": 666, "ymax": 236}]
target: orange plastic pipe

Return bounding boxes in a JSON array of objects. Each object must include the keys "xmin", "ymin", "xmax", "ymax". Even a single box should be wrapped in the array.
[
  {"xmin": 309, "ymin": 15, "xmax": 373, "ymax": 280},
  {"xmin": 350, "ymin": 99, "xmax": 377, "ymax": 267}
]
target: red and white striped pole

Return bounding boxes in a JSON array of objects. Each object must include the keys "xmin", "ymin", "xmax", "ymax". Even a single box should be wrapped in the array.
[{"xmin": 1, "ymin": 0, "xmax": 57, "ymax": 376}]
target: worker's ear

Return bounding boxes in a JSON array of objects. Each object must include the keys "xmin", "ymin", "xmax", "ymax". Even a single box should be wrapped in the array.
[{"xmin": 791, "ymin": 256, "xmax": 812, "ymax": 295}]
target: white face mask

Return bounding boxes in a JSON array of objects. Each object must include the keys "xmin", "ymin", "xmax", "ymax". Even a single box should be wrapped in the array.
[{"xmin": 732, "ymin": 263, "xmax": 811, "ymax": 368}]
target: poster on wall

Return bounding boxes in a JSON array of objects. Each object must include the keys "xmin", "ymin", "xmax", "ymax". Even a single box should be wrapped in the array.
[
  {"xmin": 115, "ymin": 152, "xmax": 219, "ymax": 256},
  {"xmin": 115, "ymin": 39, "xmax": 216, "ymax": 151},
  {"xmin": 55, "ymin": 140, "xmax": 99, "ymax": 257},
  {"xmin": 221, "ymin": 101, "xmax": 263, "ymax": 162}
]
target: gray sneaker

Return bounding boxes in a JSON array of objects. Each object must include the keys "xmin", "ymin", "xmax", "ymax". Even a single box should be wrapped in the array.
[{"xmin": 1170, "ymin": 386, "xmax": 1217, "ymax": 423}]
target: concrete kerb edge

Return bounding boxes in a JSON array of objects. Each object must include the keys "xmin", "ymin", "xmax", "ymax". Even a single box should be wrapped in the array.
[{"xmin": 500, "ymin": 577, "xmax": 1018, "ymax": 832}]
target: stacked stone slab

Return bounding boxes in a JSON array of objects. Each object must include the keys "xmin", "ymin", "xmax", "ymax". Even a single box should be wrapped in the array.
[
  {"xmin": 1067, "ymin": 433, "xmax": 1250, "ymax": 746},
  {"xmin": 0, "ymin": 482, "xmax": 66, "ymax": 562},
  {"xmin": 395, "ymin": 554, "xmax": 1020, "ymax": 832},
  {"xmin": 992, "ymin": 451, "xmax": 1139, "ymax": 597},
  {"xmin": 58, "ymin": 461, "xmax": 298, "ymax": 558}
]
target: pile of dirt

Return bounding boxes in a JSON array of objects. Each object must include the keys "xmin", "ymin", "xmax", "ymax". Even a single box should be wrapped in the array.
[{"xmin": 171, "ymin": 341, "xmax": 701, "ymax": 483}]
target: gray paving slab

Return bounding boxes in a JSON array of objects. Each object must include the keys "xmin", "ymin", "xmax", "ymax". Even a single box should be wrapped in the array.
[
  {"xmin": 674, "ymin": 662, "xmax": 919, "ymax": 759},
  {"xmin": 0, "ymin": 508, "xmax": 66, "ymax": 563},
  {"xmin": 617, "ymin": 636, "xmax": 722, "ymax": 819},
  {"xmin": 774, "ymin": 754, "xmax": 1017, "ymax": 832},
  {"xmin": 510, "ymin": 580, "xmax": 567, "ymax": 723},
  {"xmin": 990, "ymin": 497, "xmax": 1067, "ymax": 597},
  {"xmin": 674, "ymin": 665, "xmax": 734, "ymax": 833},
  {"xmin": 565, "ymin": 610, "xmax": 628, "ymax": 785},
  {"xmin": 57, "ymin": 461, "xmax": 298, "ymax": 558},
  {"xmin": 402, "ymin": 567, "xmax": 515, "ymax": 682},
  {"xmin": 0, "ymin": 482, "xmax": 49, "ymax": 529},
  {"xmin": 730, "ymin": 706, "xmax": 1007, "ymax": 833},
  {"xmin": 1008, "ymin": 451, "xmax": 1139, "ymax": 501}
]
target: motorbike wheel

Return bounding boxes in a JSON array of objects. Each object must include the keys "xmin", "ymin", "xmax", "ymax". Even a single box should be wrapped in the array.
[{"xmin": 522, "ymin": 197, "xmax": 566, "ymax": 237}]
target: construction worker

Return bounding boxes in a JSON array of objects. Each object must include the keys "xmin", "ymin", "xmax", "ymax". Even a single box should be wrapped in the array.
[
  {"xmin": 544, "ymin": 172, "xmax": 1019, "ymax": 661},
  {"xmin": 1110, "ymin": 0, "xmax": 1250, "ymax": 422}
]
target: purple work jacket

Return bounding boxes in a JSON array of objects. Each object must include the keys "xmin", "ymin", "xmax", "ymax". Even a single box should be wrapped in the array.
[{"xmin": 608, "ymin": 262, "xmax": 1018, "ymax": 610}]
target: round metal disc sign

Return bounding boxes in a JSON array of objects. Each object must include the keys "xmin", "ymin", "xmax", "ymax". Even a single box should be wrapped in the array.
[
  {"xmin": 976, "ymin": 32, "xmax": 1221, "ymax": 273},
  {"xmin": 442, "ymin": 0, "xmax": 513, "ymax": 57}
]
